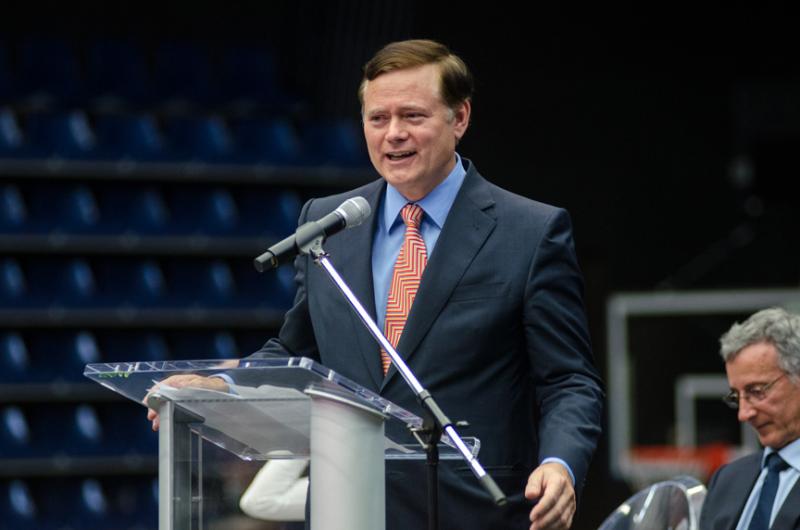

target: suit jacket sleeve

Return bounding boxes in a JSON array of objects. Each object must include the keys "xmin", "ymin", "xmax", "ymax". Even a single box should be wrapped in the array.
[{"xmin": 524, "ymin": 207, "xmax": 604, "ymax": 492}]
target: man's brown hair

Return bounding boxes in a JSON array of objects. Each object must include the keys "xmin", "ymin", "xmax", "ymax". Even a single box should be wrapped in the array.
[{"xmin": 358, "ymin": 39, "xmax": 474, "ymax": 111}]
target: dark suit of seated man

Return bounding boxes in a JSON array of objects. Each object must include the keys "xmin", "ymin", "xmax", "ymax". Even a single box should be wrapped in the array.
[{"xmin": 700, "ymin": 307, "xmax": 800, "ymax": 530}]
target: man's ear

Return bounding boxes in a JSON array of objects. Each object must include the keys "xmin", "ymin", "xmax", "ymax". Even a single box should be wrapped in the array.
[{"xmin": 452, "ymin": 99, "xmax": 471, "ymax": 141}]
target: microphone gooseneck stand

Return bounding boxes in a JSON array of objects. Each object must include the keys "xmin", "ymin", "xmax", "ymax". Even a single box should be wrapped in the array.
[{"xmin": 299, "ymin": 236, "xmax": 507, "ymax": 530}]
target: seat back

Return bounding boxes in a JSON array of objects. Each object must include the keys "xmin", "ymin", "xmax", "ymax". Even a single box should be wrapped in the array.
[{"xmin": 598, "ymin": 475, "xmax": 707, "ymax": 530}]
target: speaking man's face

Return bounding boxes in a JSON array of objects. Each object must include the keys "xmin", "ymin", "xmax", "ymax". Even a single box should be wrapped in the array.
[{"xmin": 362, "ymin": 63, "xmax": 470, "ymax": 202}]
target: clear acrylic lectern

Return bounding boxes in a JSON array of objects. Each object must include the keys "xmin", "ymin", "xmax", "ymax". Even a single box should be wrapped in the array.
[{"xmin": 84, "ymin": 357, "xmax": 479, "ymax": 530}]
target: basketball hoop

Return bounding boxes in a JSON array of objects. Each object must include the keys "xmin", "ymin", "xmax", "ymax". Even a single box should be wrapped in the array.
[{"xmin": 622, "ymin": 443, "xmax": 733, "ymax": 491}]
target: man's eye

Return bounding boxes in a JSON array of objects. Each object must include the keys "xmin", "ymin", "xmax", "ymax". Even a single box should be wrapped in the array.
[{"xmin": 369, "ymin": 115, "xmax": 387, "ymax": 124}]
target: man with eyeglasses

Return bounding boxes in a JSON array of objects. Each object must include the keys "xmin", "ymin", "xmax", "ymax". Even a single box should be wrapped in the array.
[{"xmin": 700, "ymin": 307, "xmax": 800, "ymax": 530}]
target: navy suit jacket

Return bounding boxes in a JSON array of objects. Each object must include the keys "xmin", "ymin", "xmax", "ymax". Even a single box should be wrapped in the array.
[
  {"xmin": 253, "ymin": 161, "xmax": 603, "ymax": 529},
  {"xmin": 700, "ymin": 452, "xmax": 800, "ymax": 529}
]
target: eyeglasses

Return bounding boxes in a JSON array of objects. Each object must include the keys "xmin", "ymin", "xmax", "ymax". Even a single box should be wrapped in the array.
[{"xmin": 722, "ymin": 373, "xmax": 787, "ymax": 409}]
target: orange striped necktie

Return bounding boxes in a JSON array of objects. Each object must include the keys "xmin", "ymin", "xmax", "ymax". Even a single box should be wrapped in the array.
[{"xmin": 381, "ymin": 203, "xmax": 427, "ymax": 375}]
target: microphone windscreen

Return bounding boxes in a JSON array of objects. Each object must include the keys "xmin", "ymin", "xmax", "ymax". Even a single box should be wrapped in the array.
[{"xmin": 338, "ymin": 196, "xmax": 371, "ymax": 227}]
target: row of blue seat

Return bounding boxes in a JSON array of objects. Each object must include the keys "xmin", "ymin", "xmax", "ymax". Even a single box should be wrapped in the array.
[
  {"xmin": 0, "ymin": 108, "xmax": 369, "ymax": 166},
  {"xmin": 1, "ymin": 476, "xmax": 157, "ymax": 529},
  {"xmin": 0, "ymin": 329, "xmax": 269, "ymax": 383},
  {"xmin": 0, "ymin": 36, "xmax": 291, "ymax": 110},
  {"xmin": 0, "ymin": 401, "xmax": 156, "ymax": 458},
  {"xmin": 0, "ymin": 256, "xmax": 295, "ymax": 309},
  {"xmin": 0, "ymin": 181, "xmax": 302, "ymax": 237}
]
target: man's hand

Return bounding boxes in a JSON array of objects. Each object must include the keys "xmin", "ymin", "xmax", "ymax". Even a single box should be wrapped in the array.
[
  {"xmin": 145, "ymin": 374, "xmax": 230, "ymax": 431},
  {"xmin": 525, "ymin": 462, "xmax": 576, "ymax": 530}
]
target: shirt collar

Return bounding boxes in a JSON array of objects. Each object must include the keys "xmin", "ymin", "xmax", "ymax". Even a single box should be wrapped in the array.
[
  {"xmin": 764, "ymin": 437, "xmax": 800, "ymax": 471},
  {"xmin": 382, "ymin": 153, "xmax": 466, "ymax": 232}
]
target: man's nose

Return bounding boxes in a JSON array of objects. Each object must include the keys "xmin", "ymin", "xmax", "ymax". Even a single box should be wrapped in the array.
[
  {"xmin": 738, "ymin": 397, "xmax": 757, "ymax": 422},
  {"xmin": 387, "ymin": 117, "xmax": 408, "ymax": 141}
]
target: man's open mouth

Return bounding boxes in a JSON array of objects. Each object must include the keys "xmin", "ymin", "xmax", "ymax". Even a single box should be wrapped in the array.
[{"xmin": 386, "ymin": 151, "xmax": 416, "ymax": 161}]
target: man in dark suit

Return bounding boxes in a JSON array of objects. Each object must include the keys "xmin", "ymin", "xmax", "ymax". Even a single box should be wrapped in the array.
[
  {"xmin": 150, "ymin": 39, "xmax": 603, "ymax": 530},
  {"xmin": 700, "ymin": 307, "xmax": 800, "ymax": 530}
]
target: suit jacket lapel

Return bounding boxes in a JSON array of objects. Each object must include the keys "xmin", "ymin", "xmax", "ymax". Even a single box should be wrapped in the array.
[
  {"xmin": 326, "ymin": 180, "xmax": 385, "ymax": 390},
  {"xmin": 772, "ymin": 470, "xmax": 800, "ymax": 529},
  {"xmin": 725, "ymin": 458, "xmax": 762, "ymax": 530},
  {"xmin": 381, "ymin": 165, "xmax": 497, "ymax": 391},
  {"xmin": 709, "ymin": 455, "xmax": 762, "ymax": 530}
]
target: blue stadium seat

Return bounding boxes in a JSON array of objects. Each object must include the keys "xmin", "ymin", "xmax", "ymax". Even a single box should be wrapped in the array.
[
  {"xmin": 34, "ymin": 478, "xmax": 116, "ymax": 529},
  {"xmin": 60, "ymin": 184, "xmax": 102, "ymax": 232},
  {"xmin": 22, "ymin": 258, "xmax": 99, "ymax": 308},
  {"xmin": 133, "ymin": 259, "xmax": 168, "ymax": 304},
  {"xmin": 0, "ymin": 480, "xmax": 40, "ymax": 528},
  {"xmin": 43, "ymin": 476, "xmax": 159, "ymax": 529},
  {"xmin": 206, "ymin": 188, "xmax": 240, "ymax": 233},
  {"xmin": 15, "ymin": 404, "xmax": 101, "ymax": 457},
  {"xmin": 128, "ymin": 186, "xmax": 171, "ymax": 234},
  {"xmin": 99, "ymin": 402, "xmax": 158, "ymax": 454},
  {"xmin": 89, "ymin": 183, "xmax": 169, "ymax": 235},
  {"xmin": 231, "ymin": 258, "xmax": 295, "ymax": 310},
  {"xmin": 232, "ymin": 117, "xmax": 304, "ymax": 165},
  {"xmin": 0, "ymin": 406, "xmax": 32, "ymax": 457},
  {"xmin": 59, "ymin": 258, "xmax": 99, "ymax": 306},
  {"xmin": 95, "ymin": 258, "xmax": 168, "ymax": 307},
  {"xmin": 23, "ymin": 330, "xmax": 100, "ymax": 383},
  {"xmin": 0, "ymin": 332, "xmax": 31, "ymax": 383},
  {"xmin": 0, "ymin": 107, "xmax": 24, "ymax": 158},
  {"xmin": 163, "ymin": 115, "xmax": 235, "ymax": 162},
  {"xmin": 167, "ymin": 185, "xmax": 241, "ymax": 235},
  {"xmin": 86, "ymin": 38, "xmax": 153, "ymax": 107},
  {"xmin": 107, "ymin": 477, "xmax": 159, "ymax": 528},
  {"xmin": 5, "ymin": 401, "xmax": 149, "ymax": 459},
  {"xmin": 3, "ymin": 476, "xmax": 158, "ymax": 529},
  {"xmin": 164, "ymin": 258, "xmax": 237, "ymax": 306},
  {"xmin": 18, "ymin": 36, "xmax": 85, "ymax": 105},
  {"xmin": 0, "ymin": 257, "xmax": 28, "ymax": 307},
  {"xmin": 236, "ymin": 188, "xmax": 302, "ymax": 239},
  {"xmin": 72, "ymin": 479, "xmax": 112, "ymax": 526},
  {"xmin": 24, "ymin": 182, "xmax": 113, "ymax": 235},
  {"xmin": 68, "ymin": 404, "xmax": 106, "ymax": 455},
  {"xmin": 301, "ymin": 119, "xmax": 369, "ymax": 166},
  {"xmin": 93, "ymin": 112, "xmax": 166, "ymax": 161},
  {"xmin": 73, "ymin": 331, "xmax": 103, "ymax": 367},
  {"xmin": 24, "ymin": 110, "xmax": 98, "ymax": 160},
  {"xmin": 208, "ymin": 260, "xmax": 238, "ymax": 302},
  {"xmin": 213, "ymin": 330, "xmax": 240, "ymax": 357},
  {"xmin": 0, "ymin": 183, "xmax": 28, "ymax": 232}
]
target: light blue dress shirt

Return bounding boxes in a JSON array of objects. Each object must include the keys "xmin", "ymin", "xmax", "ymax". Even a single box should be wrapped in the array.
[
  {"xmin": 371, "ymin": 153, "xmax": 466, "ymax": 330},
  {"xmin": 735, "ymin": 438, "xmax": 800, "ymax": 529}
]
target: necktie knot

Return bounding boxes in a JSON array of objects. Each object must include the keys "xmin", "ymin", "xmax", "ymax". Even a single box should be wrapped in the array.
[
  {"xmin": 401, "ymin": 203, "xmax": 424, "ymax": 229},
  {"xmin": 766, "ymin": 453, "xmax": 789, "ymax": 474}
]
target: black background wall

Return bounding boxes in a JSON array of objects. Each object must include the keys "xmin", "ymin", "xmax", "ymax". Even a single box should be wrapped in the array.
[{"xmin": 3, "ymin": 2, "xmax": 799, "ymax": 528}]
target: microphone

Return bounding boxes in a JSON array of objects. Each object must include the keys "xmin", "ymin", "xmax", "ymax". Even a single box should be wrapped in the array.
[{"xmin": 254, "ymin": 196, "xmax": 371, "ymax": 272}]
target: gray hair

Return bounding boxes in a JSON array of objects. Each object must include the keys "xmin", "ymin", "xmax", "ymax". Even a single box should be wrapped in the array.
[{"xmin": 720, "ymin": 307, "xmax": 800, "ymax": 376}]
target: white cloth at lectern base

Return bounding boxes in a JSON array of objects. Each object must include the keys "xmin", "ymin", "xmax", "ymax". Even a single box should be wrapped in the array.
[{"xmin": 240, "ymin": 458, "xmax": 309, "ymax": 522}]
